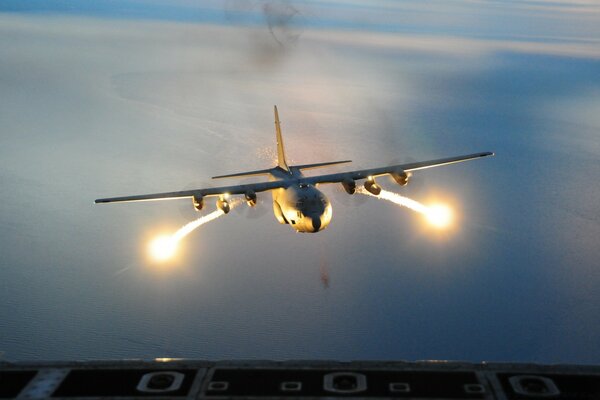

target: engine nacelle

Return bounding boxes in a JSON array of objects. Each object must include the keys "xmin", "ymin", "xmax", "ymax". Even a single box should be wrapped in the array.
[
  {"xmin": 192, "ymin": 195, "xmax": 204, "ymax": 211},
  {"xmin": 390, "ymin": 171, "xmax": 412, "ymax": 187},
  {"xmin": 216, "ymin": 197, "xmax": 230, "ymax": 214},
  {"xmin": 245, "ymin": 190, "xmax": 257, "ymax": 206},
  {"xmin": 341, "ymin": 179, "xmax": 356, "ymax": 195},
  {"xmin": 364, "ymin": 177, "xmax": 382, "ymax": 195}
]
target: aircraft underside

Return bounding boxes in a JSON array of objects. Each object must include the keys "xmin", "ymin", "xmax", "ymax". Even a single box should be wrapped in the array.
[{"xmin": 272, "ymin": 184, "xmax": 332, "ymax": 233}]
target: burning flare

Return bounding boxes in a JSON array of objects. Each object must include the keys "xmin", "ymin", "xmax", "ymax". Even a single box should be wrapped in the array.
[
  {"xmin": 149, "ymin": 200, "xmax": 241, "ymax": 262},
  {"xmin": 149, "ymin": 235, "xmax": 178, "ymax": 261},
  {"xmin": 357, "ymin": 187, "xmax": 453, "ymax": 228},
  {"xmin": 425, "ymin": 204, "xmax": 452, "ymax": 228}
]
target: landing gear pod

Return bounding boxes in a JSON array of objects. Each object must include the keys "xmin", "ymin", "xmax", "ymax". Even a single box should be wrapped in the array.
[
  {"xmin": 192, "ymin": 195, "xmax": 204, "ymax": 211},
  {"xmin": 364, "ymin": 177, "xmax": 381, "ymax": 195},
  {"xmin": 216, "ymin": 197, "xmax": 230, "ymax": 214},
  {"xmin": 273, "ymin": 201, "xmax": 288, "ymax": 224},
  {"xmin": 245, "ymin": 190, "xmax": 257, "ymax": 206},
  {"xmin": 342, "ymin": 178, "xmax": 356, "ymax": 195},
  {"xmin": 390, "ymin": 171, "xmax": 411, "ymax": 186}
]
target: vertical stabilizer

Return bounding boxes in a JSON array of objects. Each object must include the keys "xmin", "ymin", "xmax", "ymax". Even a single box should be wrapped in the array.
[{"xmin": 274, "ymin": 105, "xmax": 289, "ymax": 172}]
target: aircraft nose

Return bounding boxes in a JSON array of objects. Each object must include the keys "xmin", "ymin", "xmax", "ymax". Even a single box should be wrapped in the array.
[{"xmin": 309, "ymin": 216, "xmax": 321, "ymax": 232}]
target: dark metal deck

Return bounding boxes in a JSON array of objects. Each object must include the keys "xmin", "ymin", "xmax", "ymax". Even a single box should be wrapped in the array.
[{"xmin": 2, "ymin": 359, "xmax": 599, "ymax": 399}]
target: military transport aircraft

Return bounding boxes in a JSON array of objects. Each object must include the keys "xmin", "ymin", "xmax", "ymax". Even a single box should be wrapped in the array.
[{"xmin": 95, "ymin": 106, "xmax": 494, "ymax": 233}]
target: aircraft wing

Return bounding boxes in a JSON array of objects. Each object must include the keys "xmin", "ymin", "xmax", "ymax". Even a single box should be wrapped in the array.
[
  {"xmin": 95, "ymin": 152, "xmax": 493, "ymax": 204},
  {"xmin": 301, "ymin": 152, "xmax": 494, "ymax": 185},
  {"xmin": 95, "ymin": 180, "xmax": 288, "ymax": 204}
]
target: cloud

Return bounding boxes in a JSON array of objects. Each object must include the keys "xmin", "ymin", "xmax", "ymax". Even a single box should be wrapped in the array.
[{"xmin": 304, "ymin": 29, "xmax": 600, "ymax": 60}]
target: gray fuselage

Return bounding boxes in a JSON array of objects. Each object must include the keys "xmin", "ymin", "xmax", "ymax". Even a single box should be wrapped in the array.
[{"xmin": 270, "ymin": 168, "xmax": 332, "ymax": 233}]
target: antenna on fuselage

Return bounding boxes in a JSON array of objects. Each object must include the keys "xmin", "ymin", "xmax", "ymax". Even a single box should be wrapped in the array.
[{"xmin": 274, "ymin": 105, "xmax": 290, "ymax": 172}]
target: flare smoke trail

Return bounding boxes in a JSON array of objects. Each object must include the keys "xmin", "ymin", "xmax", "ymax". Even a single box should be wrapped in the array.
[
  {"xmin": 173, "ymin": 209, "xmax": 225, "ymax": 242},
  {"xmin": 176, "ymin": 198, "xmax": 242, "ymax": 239},
  {"xmin": 357, "ymin": 187, "xmax": 428, "ymax": 214},
  {"xmin": 356, "ymin": 187, "xmax": 452, "ymax": 228},
  {"xmin": 149, "ymin": 199, "xmax": 242, "ymax": 261}
]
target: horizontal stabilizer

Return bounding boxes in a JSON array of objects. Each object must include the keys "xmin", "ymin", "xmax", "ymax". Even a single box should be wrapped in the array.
[
  {"xmin": 293, "ymin": 160, "xmax": 352, "ymax": 171},
  {"xmin": 212, "ymin": 168, "xmax": 275, "ymax": 180}
]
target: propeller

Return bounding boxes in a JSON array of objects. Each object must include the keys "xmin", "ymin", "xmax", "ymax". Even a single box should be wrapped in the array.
[
  {"xmin": 385, "ymin": 155, "xmax": 427, "ymax": 193},
  {"xmin": 330, "ymin": 162, "xmax": 369, "ymax": 208},
  {"xmin": 233, "ymin": 193, "xmax": 270, "ymax": 219},
  {"xmin": 244, "ymin": 197, "xmax": 270, "ymax": 219},
  {"xmin": 176, "ymin": 177, "xmax": 270, "ymax": 220},
  {"xmin": 177, "ymin": 181, "xmax": 206, "ymax": 220}
]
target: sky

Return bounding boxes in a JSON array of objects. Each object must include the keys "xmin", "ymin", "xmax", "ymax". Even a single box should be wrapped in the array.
[{"xmin": 1, "ymin": 1, "xmax": 600, "ymax": 363}]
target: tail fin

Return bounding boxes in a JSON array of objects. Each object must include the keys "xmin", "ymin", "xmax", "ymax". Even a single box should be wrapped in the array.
[
  {"xmin": 274, "ymin": 105, "xmax": 289, "ymax": 172},
  {"xmin": 213, "ymin": 107, "xmax": 351, "ymax": 180}
]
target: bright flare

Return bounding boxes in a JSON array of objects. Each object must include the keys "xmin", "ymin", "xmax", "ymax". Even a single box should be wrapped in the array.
[
  {"xmin": 149, "ymin": 235, "xmax": 178, "ymax": 261},
  {"xmin": 357, "ymin": 187, "xmax": 453, "ymax": 229},
  {"xmin": 425, "ymin": 204, "xmax": 452, "ymax": 228},
  {"xmin": 148, "ymin": 200, "xmax": 241, "ymax": 262}
]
